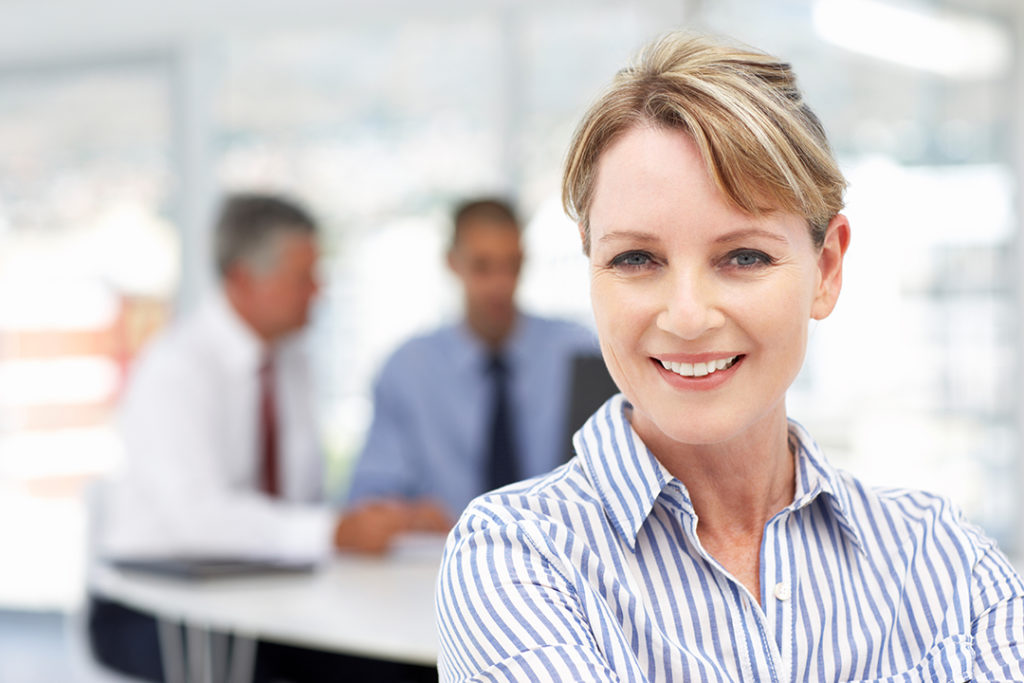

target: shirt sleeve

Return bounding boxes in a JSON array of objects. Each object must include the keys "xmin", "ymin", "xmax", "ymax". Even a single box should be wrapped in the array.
[
  {"xmin": 103, "ymin": 351, "xmax": 334, "ymax": 563},
  {"xmin": 968, "ymin": 529, "xmax": 1024, "ymax": 681},
  {"xmin": 435, "ymin": 508, "xmax": 623, "ymax": 682},
  {"xmin": 344, "ymin": 354, "xmax": 421, "ymax": 507}
]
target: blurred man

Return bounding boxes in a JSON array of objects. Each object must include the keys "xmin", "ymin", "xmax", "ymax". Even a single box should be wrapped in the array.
[
  {"xmin": 98, "ymin": 193, "xmax": 332, "ymax": 564},
  {"xmin": 89, "ymin": 194, "xmax": 406, "ymax": 682},
  {"xmin": 337, "ymin": 198, "xmax": 598, "ymax": 553}
]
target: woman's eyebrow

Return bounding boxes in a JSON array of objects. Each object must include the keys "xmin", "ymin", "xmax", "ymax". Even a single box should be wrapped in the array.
[
  {"xmin": 715, "ymin": 228, "xmax": 789, "ymax": 244},
  {"xmin": 597, "ymin": 230, "xmax": 660, "ymax": 244},
  {"xmin": 598, "ymin": 228, "xmax": 789, "ymax": 245}
]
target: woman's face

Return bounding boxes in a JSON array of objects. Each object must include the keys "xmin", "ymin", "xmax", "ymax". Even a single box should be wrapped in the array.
[{"xmin": 586, "ymin": 124, "xmax": 848, "ymax": 450}]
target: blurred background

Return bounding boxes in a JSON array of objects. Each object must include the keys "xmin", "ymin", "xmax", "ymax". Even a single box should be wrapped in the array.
[{"xmin": 0, "ymin": 0, "xmax": 1020, "ymax": 678}]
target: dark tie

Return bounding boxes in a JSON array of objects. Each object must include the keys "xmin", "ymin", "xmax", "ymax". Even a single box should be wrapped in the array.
[
  {"xmin": 259, "ymin": 354, "xmax": 280, "ymax": 497},
  {"xmin": 485, "ymin": 353, "xmax": 519, "ymax": 491}
]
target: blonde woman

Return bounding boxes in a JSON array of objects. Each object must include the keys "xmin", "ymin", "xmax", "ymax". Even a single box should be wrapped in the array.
[{"xmin": 435, "ymin": 32, "xmax": 1024, "ymax": 682}]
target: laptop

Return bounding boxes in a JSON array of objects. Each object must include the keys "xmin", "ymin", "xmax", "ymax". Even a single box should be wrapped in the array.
[
  {"xmin": 563, "ymin": 353, "xmax": 619, "ymax": 461},
  {"xmin": 109, "ymin": 556, "xmax": 317, "ymax": 580}
]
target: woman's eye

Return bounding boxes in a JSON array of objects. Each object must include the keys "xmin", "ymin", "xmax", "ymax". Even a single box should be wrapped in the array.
[
  {"xmin": 728, "ymin": 249, "xmax": 773, "ymax": 268},
  {"xmin": 610, "ymin": 251, "xmax": 654, "ymax": 269}
]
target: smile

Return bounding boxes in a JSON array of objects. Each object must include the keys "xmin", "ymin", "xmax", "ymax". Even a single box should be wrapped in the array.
[{"xmin": 659, "ymin": 356, "xmax": 739, "ymax": 378}]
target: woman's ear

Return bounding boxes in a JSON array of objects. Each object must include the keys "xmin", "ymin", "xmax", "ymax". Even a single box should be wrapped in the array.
[{"xmin": 811, "ymin": 214, "xmax": 851, "ymax": 321}]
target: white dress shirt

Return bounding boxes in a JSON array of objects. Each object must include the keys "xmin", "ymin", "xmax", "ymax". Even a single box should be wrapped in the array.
[
  {"xmin": 99, "ymin": 292, "xmax": 334, "ymax": 563},
  {"xmin": 437, "ymin": 395, "xmax": 1024, "ymax": 681}
]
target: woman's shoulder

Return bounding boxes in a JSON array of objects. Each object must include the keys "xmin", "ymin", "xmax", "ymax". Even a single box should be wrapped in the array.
[
  {"xmin": 788, "ymin": 421, "xmax": 999, "ymax": 560},
  {"xmin": 446, "ymin": 458, "xmax": 612, "ymax": 552},
  {"xmin": 465, "ymin": 459, "xmax": 602, "ymax": 522},
  {"xmin": 833, "ymin": 467, "xmax": 1001, "ymax": 560}
]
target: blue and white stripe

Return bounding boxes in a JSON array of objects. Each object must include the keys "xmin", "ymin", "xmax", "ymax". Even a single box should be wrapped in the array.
[{"xmin": 436, "ymin": 394, "xmax": 1024, "ymax": 681}]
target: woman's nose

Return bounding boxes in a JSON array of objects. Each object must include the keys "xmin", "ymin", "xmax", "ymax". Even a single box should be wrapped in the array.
[{"xmin": 655, "ymin": 267, "xmax": 725, "ymax": 340}]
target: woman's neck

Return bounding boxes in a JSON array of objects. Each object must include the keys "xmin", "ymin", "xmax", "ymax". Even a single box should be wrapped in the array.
[{"xmin": 633, "ymin": 408, "xmax": 796, "ymax": 603}]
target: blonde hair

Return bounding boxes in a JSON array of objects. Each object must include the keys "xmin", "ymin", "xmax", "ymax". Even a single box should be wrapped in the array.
[{"xmin": 562, "ymin": 32, "xmax": 846, "ymax": 252}]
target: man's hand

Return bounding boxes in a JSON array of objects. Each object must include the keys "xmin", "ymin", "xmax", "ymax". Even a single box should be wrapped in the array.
[
  {"xmin": 334, "ymin": 501, "xmax": 413, "ymax": 554},
  {"xmin": 334, "ymin": 499, "xmax": 455, "ymax": 554},
  {"xmin": 408, "ymin": 499, "xmax": 455, "ymax": 533}
]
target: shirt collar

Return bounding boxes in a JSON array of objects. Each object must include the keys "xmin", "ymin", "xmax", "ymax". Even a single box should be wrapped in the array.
[
  {"xmin": 451, "ymin": 312, "xmax": 531, "ymax": 374},
  {"xmin": 574, "ymin": 394, "xmax": 673, "ymax": 550},
  {"xmin": 202, "ymin": 290, "xmax": 267, "ymax": 373},
  {"xmin": 574, "ymin": 396, "xmax": 866, "ymax": 553},
  {"xmin": 787, "ymin": 419, "xmax": 867, "ymax": 553}
]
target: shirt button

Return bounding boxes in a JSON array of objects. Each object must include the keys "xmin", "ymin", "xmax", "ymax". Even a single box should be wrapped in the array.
[{"xmin": 773, "ymin": 582, "xmax": 791, "ymax": 601}]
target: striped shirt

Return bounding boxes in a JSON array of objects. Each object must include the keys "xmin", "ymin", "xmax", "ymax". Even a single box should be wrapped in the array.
[{"xmin": 436, "ymin": 394, "xmax": 1024, "ymax": 682}]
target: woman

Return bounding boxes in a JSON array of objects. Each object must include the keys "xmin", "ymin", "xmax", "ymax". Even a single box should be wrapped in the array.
[{"xmin": 435, "ymin": 32, "xmax": 1024, "ymax": 681}]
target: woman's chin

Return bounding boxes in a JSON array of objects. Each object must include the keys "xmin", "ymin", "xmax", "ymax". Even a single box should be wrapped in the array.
[
  {"xmin": 628, "ymin": 405, "xmax": 743, "ymax": 450},
  {"xmin": 626, "ymin": 392, "xmax": 789, "ymax": 455}
]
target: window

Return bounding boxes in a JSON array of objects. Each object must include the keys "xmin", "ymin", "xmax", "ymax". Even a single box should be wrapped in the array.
[{"xmin": 0, "ymin": 60, "xmax": 176, "ymax": 607}]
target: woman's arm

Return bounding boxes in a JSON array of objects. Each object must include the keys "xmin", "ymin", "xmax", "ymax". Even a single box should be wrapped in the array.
[
  {"xmin": 969, "ymin": 530, "xmax": 1024, "ymax": 681},
  {"xmin": 436, "ymin": 512, "xmax": 626, "ymax": 682}
]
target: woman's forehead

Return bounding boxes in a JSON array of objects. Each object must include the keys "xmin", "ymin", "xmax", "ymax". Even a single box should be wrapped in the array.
[
  {"xmin": 588, "ymin": 126, "xmax": 805, "ymax": 240},
  {"xmin": 589, "ymin": 128, "xmax": 733, "ymax": 228}
]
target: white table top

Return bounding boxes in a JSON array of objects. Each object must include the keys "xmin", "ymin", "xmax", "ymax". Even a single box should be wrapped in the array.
[{"xmin": 91, "ymin": 534, "xmax": 445, "ymax": 666}]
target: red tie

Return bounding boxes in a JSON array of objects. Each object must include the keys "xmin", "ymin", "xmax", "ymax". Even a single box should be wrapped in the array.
[{"xmin": 259, "ymin": 354, "xmax": 280, "ymax": 497}]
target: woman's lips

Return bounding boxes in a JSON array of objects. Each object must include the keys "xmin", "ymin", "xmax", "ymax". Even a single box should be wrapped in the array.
[
  {"xmin": 657, "ymin": 355, "xmax": 739, "ymax": 378},
  {"xmin": 651, "ymin": 354, "xmax": 744, "ymax": 387}
]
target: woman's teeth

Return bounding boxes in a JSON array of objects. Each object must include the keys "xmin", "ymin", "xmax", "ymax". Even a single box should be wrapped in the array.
[{"xmin": 659, "ymin": 356, "xmax": 738, "ymax": 378}]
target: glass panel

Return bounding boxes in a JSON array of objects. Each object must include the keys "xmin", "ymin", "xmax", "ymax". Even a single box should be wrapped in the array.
[{"xmin": 0, "ymin": 62, "xmax": 175, "ymax": 608}]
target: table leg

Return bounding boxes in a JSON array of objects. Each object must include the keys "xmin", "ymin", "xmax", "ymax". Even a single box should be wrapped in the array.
[
  {"xmin": 156, "ymin": 618, "xmax": 186, "ymax": 683},
  {"xmin": 157, "ymin": 617, "xmax": 258, "ymax": 683},
  {"xmin": 227, "ymin": 633, "xmax": 257, "ymax": 683},
  {"xmin": 210, "ymin": 630, "xmax": 229, "ymax": 681},
  {"xmin": 186, "ymin": 625, "xmax": 212, "ymax": 683}
]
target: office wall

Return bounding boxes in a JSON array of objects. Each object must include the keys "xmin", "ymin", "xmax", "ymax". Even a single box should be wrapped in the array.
[{"xmin": 0, "ymin": 0, "xmax": 1020, "ymax": 609}]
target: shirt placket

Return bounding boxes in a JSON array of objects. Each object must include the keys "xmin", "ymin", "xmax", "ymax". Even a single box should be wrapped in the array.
[
  {"xmin": 759, "ymin": 511, "xmax": 797, "ymax": 682},
  {"xmin": 677, "ymin": 495, "xmax": 787, "ymax": 683}
]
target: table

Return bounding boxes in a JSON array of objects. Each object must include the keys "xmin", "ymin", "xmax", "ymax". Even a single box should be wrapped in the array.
[{"xmin": 90, "ymin": 534, "xmax": 444, "ymax": 682}]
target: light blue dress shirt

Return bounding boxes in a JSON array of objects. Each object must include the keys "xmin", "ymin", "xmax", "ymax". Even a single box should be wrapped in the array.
[
  {"xmin": 436, "ymin": 394, "xmax": 1024, "ymax": 682},
  {"xmin": 345, "ymin": 313, "xmax": 598, "ymax": 518}
]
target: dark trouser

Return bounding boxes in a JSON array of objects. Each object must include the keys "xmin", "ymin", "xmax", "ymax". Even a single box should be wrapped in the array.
[{"xmin": 87, "ymin": 594, "xmax": 438, "ymax": 683}]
